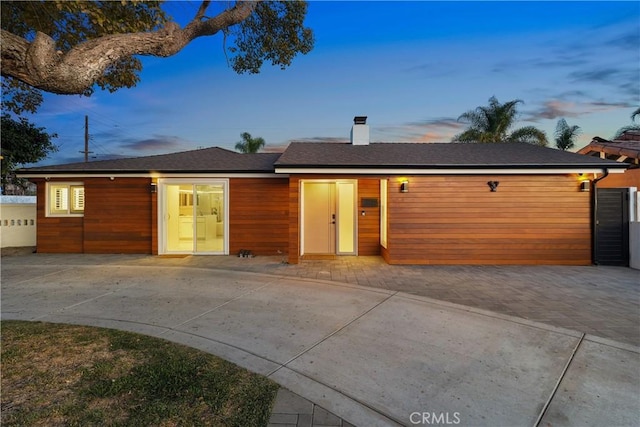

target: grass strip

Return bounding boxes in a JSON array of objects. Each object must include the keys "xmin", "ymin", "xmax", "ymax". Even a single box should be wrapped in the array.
[{"xmin": 1, "ymin": 320, "xmax": 278, "ymax": 426}]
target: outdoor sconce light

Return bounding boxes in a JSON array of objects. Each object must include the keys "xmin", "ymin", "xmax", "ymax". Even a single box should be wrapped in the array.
[
  {"xmin": 150, "ymin": 182, "xmax": 157, "ymax": 193},
  {"xmin": 400, "ymin": 180, "xmax": 409, "ymax": 193},
  {"xmin": 580, "ymin": 180, "xmax": 590, "ymax": 192},
  {"xmin": 487, "ymin": 181, "xmax": 500, "ymax": 192},
  {"xmin": 109, "ymin": 177, "xmax": 115, "ymax": 181}
]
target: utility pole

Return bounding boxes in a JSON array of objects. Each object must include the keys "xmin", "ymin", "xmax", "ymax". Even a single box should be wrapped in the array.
[{"xmin": 80, "ymin": 115, "xmax": 93, "ymax": 162}]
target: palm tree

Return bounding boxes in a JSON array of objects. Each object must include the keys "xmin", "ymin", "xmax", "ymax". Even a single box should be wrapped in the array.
[
  {"xmin": 613, "ymin": 106, "xmax": 640, "ymax": 139},
  {"xmin": 453, "ymin": 96, "xmax": 548, "ymax": 146},
  {"xmin": 554, "ymin": 118, "xmax": 581, "ymax": 151},
  {"xmin": 235, "ymin": 132, "xmax": 265, "ymax": 153}
]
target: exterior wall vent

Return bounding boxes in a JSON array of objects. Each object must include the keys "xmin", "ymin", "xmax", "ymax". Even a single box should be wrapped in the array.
[{"xmin": 351, "ymin": 116, "xmax": 369, "ymax": 145}]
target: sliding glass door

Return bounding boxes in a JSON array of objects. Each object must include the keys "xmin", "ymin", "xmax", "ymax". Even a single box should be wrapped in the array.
[{"xmin": 162, "ymin": 180, "xmax": 227, "ymax": 254}]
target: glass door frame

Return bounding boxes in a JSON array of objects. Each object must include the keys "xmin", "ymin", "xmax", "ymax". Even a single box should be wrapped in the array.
[{"xmin": 158, "ymin": 178, "xmax": 229, "ymax": 255}]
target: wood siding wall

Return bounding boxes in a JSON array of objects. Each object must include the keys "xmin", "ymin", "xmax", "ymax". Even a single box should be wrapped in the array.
[
  {"xmin": 358, "ymin": 178, "xmax": 381, "ymax": 255},
  {"xmin": 34, "ymin": 179, "xmax": 84, "ymax": 253},
  {"xmin": 229, "ymin": 178, "xmax": 289, "ymax": 256},
  {"xmin": 33, "ymin": 177, "xmax": 153, "ymax": 253},
  {"xmin": 385, "ymin": 175, "xmax": 592, "ymax": 265},
  {"xmin": 83, "ymin": 178, "xmax": 152, "ymax": 253},
  {"xmin": 288, "ymin": 177, "xmax": 301, "ymax": 264}
]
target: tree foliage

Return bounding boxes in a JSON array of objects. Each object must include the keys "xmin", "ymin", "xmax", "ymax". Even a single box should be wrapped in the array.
[
  {"xmin": 554, "ymin": 118, "xmax": 581, "ymax": 151},
  {"xmin": 235, "ymin": 132, "xmax": 265, "ymax": 153},
  {"xmin": 613, "ymin": 106, "xmax": 640, "ymax": 139},
  {"xmin": 453, "ymin": 96, "xmax": 548, "ymax": 146},
  {"xmin": 0, "ymin": 0, "xmax": 313, "ymax": 109},
  {"xmin": 1, "ymin": 78, "xmax": 43, "ymax": 116},
  {"xmin": 1, "ymin": 114, "xmax": 58, "ymax": 194}
]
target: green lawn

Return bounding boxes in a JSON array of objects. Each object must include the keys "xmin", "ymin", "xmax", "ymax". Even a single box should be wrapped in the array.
[{"xmin": 1, "ymin": 320, "xmax": 278, "ymax": 426}]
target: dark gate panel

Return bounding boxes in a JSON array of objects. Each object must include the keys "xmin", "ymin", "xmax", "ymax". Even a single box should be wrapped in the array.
[{"xmin": 595, "ymin": 188, "xmax": 630, "ymax": 266}]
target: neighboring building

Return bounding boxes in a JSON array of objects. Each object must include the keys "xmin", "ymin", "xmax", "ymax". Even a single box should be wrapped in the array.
[
  {"xmin": 577, "ymin": 130, "xmax": 640, "ymax": 188},
  {"xmin": 578, "ymin": 131, "xmax": 639, "ymax": 268},
  {"xmin": 18, "ymin": 118, "xmax": 628, "ymax": 265},
  {"xmin": 0, "ymin": 196, "xmax": 37, "ymax": 248}
]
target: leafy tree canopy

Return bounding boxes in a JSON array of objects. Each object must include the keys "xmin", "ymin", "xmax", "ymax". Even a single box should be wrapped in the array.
[
  {"xmin": 235, "ymin": 132, "xmax": 265, "ymax": 153},
  {"xmin": 1, "ymin": 114, "xmax": 58, "ymax": 193},
  {"xmin": 554, "ymin": 118, "xmax": 581, "ymax": 151},
  {"xmin": 453, "ymin": 96, "xmax": 548, "ymax": 146},
  {"xmin": 1, "ymin": 0, "xmax": 313, "ymax": 113},
  {"xmin": 613, "ymin": 106, "xmax": 640, "ymax": 139}
]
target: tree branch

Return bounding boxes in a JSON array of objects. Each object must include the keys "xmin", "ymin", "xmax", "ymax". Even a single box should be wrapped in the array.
[{"xmin": 0, "ymin": 1, "xmax": 260, "ymax": 95}]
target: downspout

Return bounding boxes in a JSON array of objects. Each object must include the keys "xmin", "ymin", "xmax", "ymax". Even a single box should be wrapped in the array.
[{"xmin": 591, "ymin": 168, "xmax": 609, "ymax": 265}]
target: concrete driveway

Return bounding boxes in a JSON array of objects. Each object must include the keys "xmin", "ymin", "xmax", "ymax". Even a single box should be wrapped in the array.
[{"xmin": 1, "ymin": 254, "xmax": 639, "ymax": 426}]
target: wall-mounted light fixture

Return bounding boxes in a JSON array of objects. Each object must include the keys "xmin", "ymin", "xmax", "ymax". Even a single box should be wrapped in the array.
[
  {"xmin": 400, "ymin": 180, "xmax": 409, "ymax": 193},
  {"xmin": 109, "ymin": 177, "xmax": 115, "ymax": 181},
  {"xmin": 580, "ymin": 180, "xmax": 590, "ymax": 192},
  {"xmin": 150, "ymin": 182, "xmax": 157, "ymax": 193},
  {"xmin": 487, "ymin": 181, "xmax": 500, "ymax": 192}
]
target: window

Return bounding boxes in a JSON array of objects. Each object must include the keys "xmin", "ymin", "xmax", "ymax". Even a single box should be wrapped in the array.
[{"xmin": 48, "ymin": 183, "xmax": 85, "ymax": 216}]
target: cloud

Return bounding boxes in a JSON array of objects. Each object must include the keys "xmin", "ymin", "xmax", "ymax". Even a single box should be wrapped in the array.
[
  {"xmin": 569, "ymin": 68, "xmax": 620, "ymax": 84},
  {"xmin": 376, "ymin": 118, "xmax": 464, "ymax": 143},
  {"xmin": 588, "ymin": 100, "xmax": 635, "ymax": 109},
  {"xmin": 493, "ymin": 54, "xmax": 588, "ymax": 74},
  {"xmin": 604, "ymin": 29, "xmax": 640, "ymax": 51},
  {"xmin": 119, "ymin": 135, "xmax": 187, "ymax": 152},
  {"xmin": 568, "ymin": 66, "xmax": 639, "ymax": 97},
  {"xmin": 555, "ymin": 90, "xmax": 589, "ymax": 100},
  {"xmin": 525, "ymin": 101, "xmax": 581, "ymax": 121},
  {"xmin": 525, "ymin": 99, "xmax": 635, "ymax": 122},
  {"xmin": 292, "ymin": 136, "xmax": 349, "ymax": 144},
  {"xmin": 407, "ymin": 118, "xmax": 464, "ymax": 130}
]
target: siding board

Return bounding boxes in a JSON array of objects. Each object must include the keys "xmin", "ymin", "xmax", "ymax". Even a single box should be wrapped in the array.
[
  {"xmin": 83, "ymin": 178, "xmax": 152, "ymax": 253},
  {"xmin": 386, "ymin": 174, "xmax": 591, "ymax": 265},
  {"xmin": 33, "ymin": 179, "xmax": 84, "ymax": 253},
  {"xmin": 229, "ymin": 178, "xmax": 289, "ymax": 256}
]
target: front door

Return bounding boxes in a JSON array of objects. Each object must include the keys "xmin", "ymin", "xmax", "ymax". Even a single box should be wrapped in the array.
[
  {"xmin": 161, "ymin": 181, "xmax": 227, "ymax": 254},
  {"xmin": 302, "ymin": 181, "xmax": 356, "ymax": 255}
]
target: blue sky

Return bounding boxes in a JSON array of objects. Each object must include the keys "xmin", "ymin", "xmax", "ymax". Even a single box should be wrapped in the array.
[{"xmin": 28, "ymin": 1, "xmax": 640, "ymax": 165}]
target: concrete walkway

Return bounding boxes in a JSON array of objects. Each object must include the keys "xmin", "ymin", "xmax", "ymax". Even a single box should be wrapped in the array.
[{"xmin": 2, "ymin": 252, "xmax": 639, "ymax": 426}]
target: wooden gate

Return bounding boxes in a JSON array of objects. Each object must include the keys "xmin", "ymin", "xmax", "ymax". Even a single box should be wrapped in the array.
[{"xmin": 595, "ymin": 188, "xmax": 630, "ymax": 266}]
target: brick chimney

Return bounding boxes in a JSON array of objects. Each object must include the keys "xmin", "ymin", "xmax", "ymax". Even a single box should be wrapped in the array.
[{"xmin": 350, "ymin": 116, "xmax": 369, "ymax": 145}]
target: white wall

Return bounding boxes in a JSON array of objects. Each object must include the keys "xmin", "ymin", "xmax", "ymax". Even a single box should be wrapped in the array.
[{"xmin": 0, "ymin": 196, "xmax": 37, "ymax": 248}]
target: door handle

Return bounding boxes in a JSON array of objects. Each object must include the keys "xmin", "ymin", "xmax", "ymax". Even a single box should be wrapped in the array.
[{"xmin": 331, "ymin": 213, "xmax": 336, "ymax": 224}]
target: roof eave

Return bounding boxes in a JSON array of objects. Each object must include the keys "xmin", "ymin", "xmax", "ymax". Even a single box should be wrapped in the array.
[{"xmin": 16, "ymin": 169, "xmax": 277, "ymax": 178}]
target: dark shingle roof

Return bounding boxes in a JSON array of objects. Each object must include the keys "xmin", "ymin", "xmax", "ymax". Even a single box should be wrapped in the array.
[
  {"xmin": 19, "ymin": 147, "xmax": 281, "ymax": 175},
  {"xmin": 275, "ymin": 142, "xmax": 627, "ymax": 169},
  {"xmin": 20, "ymin": 142, "xmax": 627, "ymax": 176}
]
